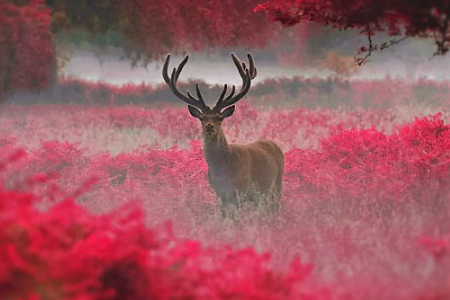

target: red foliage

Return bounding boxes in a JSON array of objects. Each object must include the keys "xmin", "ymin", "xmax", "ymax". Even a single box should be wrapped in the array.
[
  {"xmin": 421, "ymin": 236, "xmax": 450, "ymax": 261},
  {"xmin": 419, "ymin": 236, "xmax": 450, "ymax": 300},
  {"xmin": 255, "ymin": 0, "xmax": 450, "ymax": 56},
  {"xmin": 119, "ymin": 0, "xmax": 276, "ymax": 61},
  {"xmin": 0, "ymin": 0, "xmax": 55, "ymax": 99},
  {"xmin": 0, "ymin": 171, "xmax": 324, "ymax": 299},
  {"xmin": 284, "ymin": 114, "xmax": 450, "ymax": 203}
]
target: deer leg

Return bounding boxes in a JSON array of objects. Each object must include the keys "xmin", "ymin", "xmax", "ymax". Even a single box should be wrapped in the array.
[
  {"xmin": 270, "ymin": 175, "xmax": 283, "ymax": 213},
  {"xmin": 217, "ymin": 197, "xmax": 229, "ymax": 218},
  {"xmin": 217, "ymin": 190, "xmax": 240, "ymax": 219}
]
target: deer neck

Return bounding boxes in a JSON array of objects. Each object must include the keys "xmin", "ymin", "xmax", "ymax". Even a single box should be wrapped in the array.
[{"xmin": 202, "ymin": 128, "xmax": 231, "ymax": 173}]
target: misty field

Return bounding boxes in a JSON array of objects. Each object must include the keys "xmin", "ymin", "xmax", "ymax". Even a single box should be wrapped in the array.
[{"xmin": 1, "ymin": 84, "xmax": 450, "ymax": 299}]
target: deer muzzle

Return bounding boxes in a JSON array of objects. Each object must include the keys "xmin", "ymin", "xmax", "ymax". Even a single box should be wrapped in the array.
[{"xmin": 205, "ymin": 124, "xmax": 215, "ymax": 133}]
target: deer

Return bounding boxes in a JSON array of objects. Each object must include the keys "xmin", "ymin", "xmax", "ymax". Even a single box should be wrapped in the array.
[{"xmin": 162, "ymin": 53, "xmax": 284, "ymax": 218}]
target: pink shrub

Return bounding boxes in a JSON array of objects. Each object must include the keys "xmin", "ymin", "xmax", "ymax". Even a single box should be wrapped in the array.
[
  {"xmin": 283, "ymin": 114, "xmax": 450, "ymax": 204},
  {"xmin": 0, "ymin": 170, "xmax": 324, "ymax": 300}
]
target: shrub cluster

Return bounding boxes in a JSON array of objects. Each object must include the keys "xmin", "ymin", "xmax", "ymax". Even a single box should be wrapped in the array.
[{"xmin": 0, "ymin": 182, "xmax": 325, "ymax": 299}]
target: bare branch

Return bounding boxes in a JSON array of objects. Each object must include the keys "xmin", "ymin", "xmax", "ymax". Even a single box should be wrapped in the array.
[{"xmin": 355, "ymin": 31, "xmax": 409, "ymax": 66}]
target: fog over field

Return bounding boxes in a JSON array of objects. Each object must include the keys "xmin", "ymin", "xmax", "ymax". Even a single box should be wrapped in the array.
[{"xmin": 63, "ymin": 38, "xmax": 450, "ymax": 85}]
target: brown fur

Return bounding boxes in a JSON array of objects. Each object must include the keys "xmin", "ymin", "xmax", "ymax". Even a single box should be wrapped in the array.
[{"xmin": 201, "ymin": 114, "xmax": 284, "ymax": 217}]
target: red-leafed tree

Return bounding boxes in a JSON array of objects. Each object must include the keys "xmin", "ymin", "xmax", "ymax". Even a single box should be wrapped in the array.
[
  {"xmin": 0, "ymin": 0, "xmax": 55, "ymax": 99},
  {"xmin": 255, "ymin": 0, "xmax": 450, "ymax": 64},
  {"xmin": 48, "ymin": 0, "xmax": 278, "ymax": 64},
  {"xmin": 1, "ymin": 0, "xmax": 279, "ymax": 99},
  {"xmin": 119, "ymin": 0, "xmax": 276, "ymax": 63}
]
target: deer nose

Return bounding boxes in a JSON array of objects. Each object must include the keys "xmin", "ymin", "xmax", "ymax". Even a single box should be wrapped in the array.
[{"xmin": 205, "ymin": 124, "xmax": 215, "ymax": 132}]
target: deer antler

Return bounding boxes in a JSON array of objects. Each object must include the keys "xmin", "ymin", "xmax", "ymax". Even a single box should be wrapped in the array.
[
  {"xmin": 212, "ymin": 53, "xmax": 257, "ymax": 112},
  {"xmin": 162, "ymin": 54, "xmax": 209, "ymax": 111}
]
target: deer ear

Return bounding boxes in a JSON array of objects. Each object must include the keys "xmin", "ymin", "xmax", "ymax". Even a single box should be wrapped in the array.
[
  {"xmin": 221, "ymin": 106, "xmax": 235, "ymax": 119},
  {"xmin": 188, "ymin": 105, "xmax": 202, "ymax": 119}
]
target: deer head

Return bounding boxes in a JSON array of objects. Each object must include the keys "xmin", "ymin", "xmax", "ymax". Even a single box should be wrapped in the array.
[{"xmin": 162, "ymin": 53, "xmax": 257, "ymax": 138}]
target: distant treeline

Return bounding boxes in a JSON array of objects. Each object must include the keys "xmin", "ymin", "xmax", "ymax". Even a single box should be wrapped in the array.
[{"xmin": 4, "ymin": 77, "xmax": 450, "ymax": 108}]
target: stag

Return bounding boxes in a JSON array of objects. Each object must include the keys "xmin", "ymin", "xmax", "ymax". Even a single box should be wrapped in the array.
[{"xmin": 162, "ymin": 53, "xmax": 284, "ymax": 217}]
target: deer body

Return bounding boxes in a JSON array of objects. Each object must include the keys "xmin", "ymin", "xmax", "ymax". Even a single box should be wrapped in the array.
[
  {"xmin": 204, "ymin": 135, "xmax": 284, "ymax": 214},
  {"xmin": 162, "ymin": 53, "xmax": 284, "ymax": 216}
]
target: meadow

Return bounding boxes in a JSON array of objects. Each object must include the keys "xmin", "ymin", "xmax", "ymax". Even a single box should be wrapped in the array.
[{"xmin": 1, "ymin": 77, "xmax": 450, "ymax": 299}]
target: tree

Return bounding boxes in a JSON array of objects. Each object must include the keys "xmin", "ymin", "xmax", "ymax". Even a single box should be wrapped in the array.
[
  {"xmin": 0, "ymin": 0, "xmax": 55, "ymax": 99},
  {"xmin": 255, "ymin": 0, "xmax": 450, "ymax": 64},
  {"xmin": 1, "ymin": 0, "xmax": 278, "ymax": 97},
  {"xmin": 47, "ymin": 0, "xmax": 278, "ymax": 64}
]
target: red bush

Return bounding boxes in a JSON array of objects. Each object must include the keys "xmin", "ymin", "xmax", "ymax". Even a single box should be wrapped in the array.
[{"xmin": 0, "ymin": 174, "xmax": 325, "ymax": 300}]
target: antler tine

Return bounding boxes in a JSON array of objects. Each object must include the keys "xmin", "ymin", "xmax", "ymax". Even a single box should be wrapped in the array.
[
  {"xmin": 247, "ymin": 53, "xmax": 257, "ymax": 79},
  {"xmin": 195, "ymin": 84, "xmax": 208, "ymax": 108},
  {"xmin": 231, "ymin": 53, "xmax": 246, "ymax": 82},
  {"xmin": 162, "ymin": 54, "xmax": 208, "ymax": 111},
  {"xmin": 218, "ymin": 84, "xmax": 228, "ymax": 102},
  {"xmin": 186, "ymin": 84, "xmax": 209, "ymax": 109},
  {"xmin": 214, "ymin": 84, "xmax": 228, "ymax": 110},
  {"xmin": 175, "ymin": 55, "xmax": 189, "ymax": 81},
  {"xmin": 224, "ymin": 85, "xmax": 236, "ymax": 102},
  {"xmin": 212, "ymin": 53, "xmax": 256, "ymax": 112},
  {"xmin": 169, "ymin": 68, "xmax": 196, "ymax": 106},
  {"xmin": 220, "ymin": 68, "xmax": 252, "ymax": 107},
  {"xmin": 162, "ymin": 54, "xmax": 173, "ymax": 84}
]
